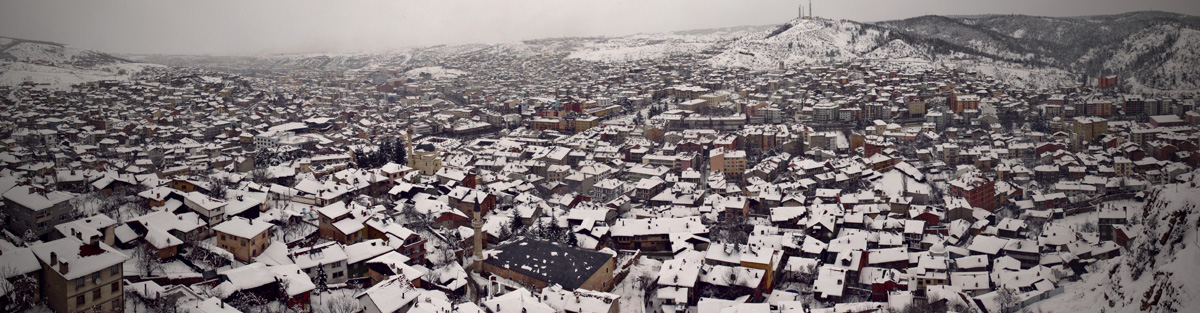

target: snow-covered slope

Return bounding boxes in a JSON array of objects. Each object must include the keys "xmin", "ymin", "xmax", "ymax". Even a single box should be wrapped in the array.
[
  {"xmin": 879, "ymin": 11, "xmax": 1200, "ymax": 92},
  {"xmin": 1, "ymin": 38, "xmax": 125, "ymax": 66},
  {"xmin": 707, "ymin": 19, "xmax": 902, "ymax": 69},
  {"xmin": 564, "ymin": 26, "xmax": 768, "ymax": 62},
  {"xmin": 695, "ymin": 12, "xmax": 1200, "ymax": 91},
  {"xmin": 0, "ymin": 37, "xmax": 161, "ymax": 90},
  {"xmin": 1041, "ymin": 170, "xmax": 1200, "ymax": 313}
]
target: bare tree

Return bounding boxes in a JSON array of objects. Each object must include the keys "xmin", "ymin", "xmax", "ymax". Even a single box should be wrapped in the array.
[
  {"xmin": 137, "ymin": 290, "xmax": 180, "ymax": 313},
  {"xmin": 182, "ymin": 237, "xmax": 229, "ymax": 270},
  {"xmin": 323, "ymin": 293, "xmax": 360, "ymax": 313},
  {"xmin": 995, "ymin": 287, "xmax": 1023, "ymax": 313},
  {"xmin": 228, "ymin": 291, "xmax": 268, "ymax": 313},
  {"xmin": 277, "ymin": 220, "xmax": 312, "ymax": 244},
  {"xmin": 0, "ymin": 266, "xmax": 40, "ymax": 312},
  {"xmin": 134, "ymin": 245, "xmax": 165, "ymax": 278}
]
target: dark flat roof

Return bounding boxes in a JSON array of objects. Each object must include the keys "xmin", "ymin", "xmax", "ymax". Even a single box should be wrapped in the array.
[{"xmin": 484, "ymin": 238, "xmax": 613, "ymax": 290}]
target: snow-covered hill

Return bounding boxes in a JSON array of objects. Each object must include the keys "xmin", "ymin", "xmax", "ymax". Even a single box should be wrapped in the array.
[
  {"xmin": 0, "ymin": 37, "xmax": 161, "ymax": 90},
  {"xmin": 50, "ymin": 11, "xmax": 1198, "ymax": 93},
  {"xmin": 696, "ymin": 12, "xmax": 1200, "ymax": 92},
  {"xmin": 0, "ymin": 38, "xmax": 126, "ymax": 66},
  {"xmin": 563, "ymin": 26, "xmax": 770, "ymax": 62},
  {"xmin": 707, "ymin": 19, "xmax": 902, "ymax": 69},
  {"xmin": 878, "ymin": 11, "xmax": 1200, "ymax": 92},
  {"xmin": 1039, "ymin": 170, "xmax": 1200, "ymax": 313}
]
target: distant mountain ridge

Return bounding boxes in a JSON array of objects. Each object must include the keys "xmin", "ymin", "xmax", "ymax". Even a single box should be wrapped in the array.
[
  {"xmin": 6, "ymin": 11, "xmax": 1197, "ymax": 93},
  {"xmin": 0, "ymin": 36, "xmax": 129, "ymax": 66},
  {"xmin": 0, "ymin": 36, "xmax": 159, "ymax": 90},
  {"xmin": 704, "ymin": 11, "xmax": 1200, "ymax": 92},
  {"xmin": 876, "ymin": 11, "xmax": 1200, "ymax": 91}
]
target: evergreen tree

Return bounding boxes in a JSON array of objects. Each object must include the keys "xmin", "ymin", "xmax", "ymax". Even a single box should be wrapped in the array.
[
  {"xmin": 566, "ymin": 230, "xmax": 578, "ymax": 247},
  {"xmin": 509, "ymin": 212, "xmax": 523, "ymax": 236},
  {"xmin": 392, "ymin": 137, "xmax": 407, "ymax": 164},
  {"xmin": 380, "ymin": 139, "xmax": 394, "ymax": 164},
  {"xmin": 546, "ymin": 215, "xmax": 563, "ymax": 241},
  {"xmin": 315, "ymin": 265, "xmax": 328, "ymax": 292},
  {"xmin": 354, "ymin": 149, "xmax": 369, "ymax": 168}
]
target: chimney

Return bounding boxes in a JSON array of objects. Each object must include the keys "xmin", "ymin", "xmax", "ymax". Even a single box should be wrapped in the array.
[
  {"xmin": 49, "ymin": 252, "xmax": 57, "ymax": 265},
  {"xmin": 59, "ymin": 260, "xmax": 69, "ymax": 274}
]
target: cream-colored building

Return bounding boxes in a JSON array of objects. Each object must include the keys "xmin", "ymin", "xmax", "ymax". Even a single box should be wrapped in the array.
[
  {"xmin": 213, "ymin": 217, "xmax": 273, "ymax": 263},
  {"xmin": 32, "ymin": 238, "xmax": 127, "ymax": 313}
]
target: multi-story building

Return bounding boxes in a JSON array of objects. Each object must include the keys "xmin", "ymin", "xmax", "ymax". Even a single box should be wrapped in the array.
[
  {"xmin": 1122, "ymin": 94, "xmax": 1145, "ymax": 116},
  {"xmin": 610, "ymin": 217, "xmax": 707, "ymax": 252},
  {"xmin": 365, "ymin": 219, "xmax": 427, "ymax": 265},
  {"xmin": 31, "ymin": 238, "xmax": 126, "ymax": 313},
  {"xmin": 3, "ymin": 185, "xmax": 77, "ymax": 241},
  {"xmin": 710, "ymin": 149, "xmax": 747, "ymax": 178},
  {"xmin": 213, "ymin": 216, "xmax": 273, "ymax": 263},
  {"xmin": 1072, "ymin": 116, "xmax": 1108, "ymax": 147},
  {"xmin": 447, "ymin": 186, "xmax": 496, "ymax": 218},
  {"xmin": 1114, "ymin": 156, "xmax": 1133, "ymax": 177},
  {"xmin": 813, "ymin": 102, "xmax": 839, "ymax": 121},
  {"xmin": 290, "ymin": 242, "xmax": 350, "ymax": 285},
  {"xmin": 950, "ymin": 94, "xmax": 980, "ymax": 113},
  {"xmin": 949, "ymin": 172, "xmax": 996, "ymax": 212}
]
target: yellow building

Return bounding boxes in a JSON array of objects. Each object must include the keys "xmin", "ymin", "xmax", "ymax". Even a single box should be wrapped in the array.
[
  {"xmin": 213, "ymin": 217, "xmax": 273, "ymax": 263},
  {"xmin": 1072, "ymin": 116, "xmax": 1108, "ymax": 146}
]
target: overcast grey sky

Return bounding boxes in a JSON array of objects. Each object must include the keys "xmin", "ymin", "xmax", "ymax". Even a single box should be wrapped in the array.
[{"xmin": 1, "ymin": 0, "xmax": 1198, "ymax": 55}]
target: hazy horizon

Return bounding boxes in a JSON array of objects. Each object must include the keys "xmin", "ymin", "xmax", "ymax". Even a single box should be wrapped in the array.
[{"xmin": 2, "ymin": 0, "xmax": 1199, "ymax": 56}]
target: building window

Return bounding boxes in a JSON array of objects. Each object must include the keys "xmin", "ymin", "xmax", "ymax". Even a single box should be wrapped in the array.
[
  {"xmin": 76, "ymin": 278, "xmax": 85, "ymax": 288},
  {"xmin": 333, "ymin": 271, "xmax": 344, "ymax": 278},
  {"xmin": 111, "ymin": 265, "xmax": 120, "ymax": 276},
  {"xmin": 92, "ymin": 272, "xmax": 101, "ymax": 282},
  {"xmin": 92, "ymin": 288, "xmax": 101, "ymax": 300},
  {"xmin": 76, "ymin": 295, "xmax": 85, "ymax": 306}
]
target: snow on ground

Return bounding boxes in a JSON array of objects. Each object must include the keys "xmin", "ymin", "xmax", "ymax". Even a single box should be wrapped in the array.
[
  {"xmin": 567, "ymin": 41, "xmax": 710, "ymax": 62},
  {"xmin": 1039, "ymin": 175, "xmax": 1200, "ymax": 313},
  {"xmin": 874, "ymin": 170, "xmax": 931, "ymax": 199},
  {"xmin": 311, "ymin": 288, "xmax": 363, "ymax": 313},
  {"xmin": 565, "ymin": 28, "xmax": 754, "ymax": 62},
  {"xmin": 404, "ymin": 66, "xmax": 467, "ymax": 79},
  {"xmin": 0, "ymin": 61, "xmax": 161, "ymax": 91},
  {"xmin": 4, "ymin": 41, "xmax": 97, "ymax": 64},
  {"xmin": 611, "ymin": 256, "xmax": 662, "ymax": 313},
  {"xmin": 961, "ymin": 62, "xmax": 1076, "ymax": 91}
]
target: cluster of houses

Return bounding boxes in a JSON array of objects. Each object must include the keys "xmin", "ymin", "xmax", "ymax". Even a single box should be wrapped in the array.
[{"xmin": 0, "ymin": 39, "xmax": 1197, "ymax": 313}]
